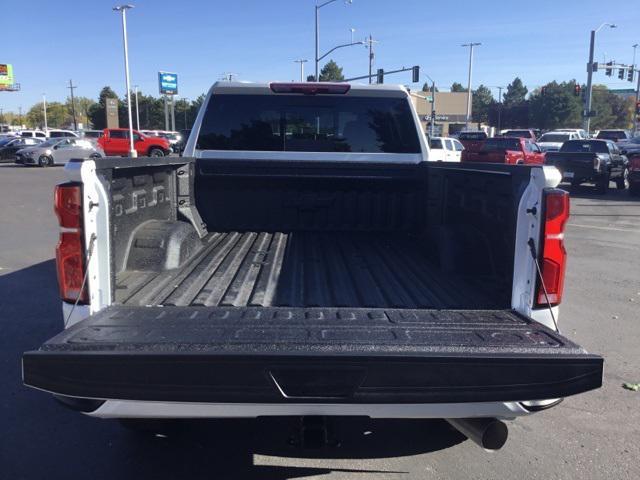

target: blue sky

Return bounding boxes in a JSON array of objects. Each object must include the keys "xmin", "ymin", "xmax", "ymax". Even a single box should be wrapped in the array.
[{"xmin": 2, "ymin": 0, "xmax": 640, "ymax": 113}]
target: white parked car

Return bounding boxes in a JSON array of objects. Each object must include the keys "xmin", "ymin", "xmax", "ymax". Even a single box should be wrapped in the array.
[
  {"xmin": 47, "ymin": 129, "xmax": 79, "ymax": 138},
  {"xmin": 16, "ymin": 137, "xmax": 103, "ymax": 166},
  {"xmin": 537, "ymin": 132, "xmax": 580, "ymax": 152},
  {"xmin": 19, "ymin": 130, "xmax": 47, "ymax": 139},
  {"xmin": 428, "ymin": 136, "xmax": 464, "ymax": 161}
]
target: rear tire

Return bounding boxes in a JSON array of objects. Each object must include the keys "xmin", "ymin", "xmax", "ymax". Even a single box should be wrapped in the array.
[
  {"xmin": 596, "ymin": 171, "xmax": 610, "ymax": 194},
  {"xmin": 630, "ymin": 183, "xmax": 640, "ymax": 197},
  {"xmin": 615, "ymin": 168, "xmax": 630, "ymax": 190},
  {"xmin": 148, "ymin": 148, "xmax": 164, "ymax": 157}
]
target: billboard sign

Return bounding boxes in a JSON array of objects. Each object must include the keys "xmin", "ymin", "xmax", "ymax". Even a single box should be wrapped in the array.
[
  {"xmin": 158, "ymin": 71, "xmax": 178, "ymax": 95},
  {"xmin": 0, "ymin": 64, "xmax": 15, "ymax": 88}
]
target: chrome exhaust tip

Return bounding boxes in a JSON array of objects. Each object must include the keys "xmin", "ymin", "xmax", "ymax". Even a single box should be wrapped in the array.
[{"xmin": 446, "ymin": 418, "xmax": 508, "ymax": 451}]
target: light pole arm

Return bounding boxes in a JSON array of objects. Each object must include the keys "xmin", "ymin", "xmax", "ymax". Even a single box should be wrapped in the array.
[
  {"xmin": 317, "ymin": 0, "xmax": 338, "ymax": 9},
  {"xmin": 318, "ymin": 42, "xmax": 363, "ymax": 62}
]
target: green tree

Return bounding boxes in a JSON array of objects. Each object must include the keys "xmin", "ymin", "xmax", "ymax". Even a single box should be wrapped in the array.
[
  {"xmin": 589, "ymin": 86, "xmax": 633, "ymax": 130},
  {"xmin": 67, "ymin": 96, "xmax": 96, "ymax": 129},
  {"xmin": 450, "ymin": 82, "xmax": 467, "ymax": 92},
  {"xmin": 503, "ymin": 77, "xmax": 528, "ymax": 106},
  {"xmin": 319, "ymin": 60, "xmax": 344, "ymax": 82},
  {"xmin": 472, "ymin": 84, "xmax": 495, "ymax": 124},
  {"xmin": 528, "ymin": 81, "xmax": 582, "ymax": 130},
  {"xmin": 26, "ymin": 101, "xmax": 69, "ymax": 128},
  {"xmin": 422, "ymin": 82, "xmax": 438, "ymax": 92}
]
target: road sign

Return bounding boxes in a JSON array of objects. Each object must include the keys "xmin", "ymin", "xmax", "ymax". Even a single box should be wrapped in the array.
[
  {"xmin": 0, "ymin": 63, "xmax": 19, "ymax": 91},
  {"xmin": 158, "ymin": 71, "xmax": 178, "ymax": 95}
]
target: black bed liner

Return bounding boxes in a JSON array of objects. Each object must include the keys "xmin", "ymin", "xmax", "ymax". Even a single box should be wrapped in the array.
[
  {"xmin": 23, "ymin": 305, "xmax": 603, "ymax": 404},
  {"xmin": 116, "ymin": 231, "xmax": 497, "ymax": 309}
]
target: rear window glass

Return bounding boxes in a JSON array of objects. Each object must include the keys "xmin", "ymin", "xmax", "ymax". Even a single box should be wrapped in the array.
[
  {"xmin": 596, "ymin": 131, "xmax": 626, "ymax": 141},
  {"xmin": 560, "ymin": 140, "xmax": 609, "ymax": 153},
  {"xmin": 430, "ymin": 138, "xmax": 443, "ymax": 149},
  {"xmin": 196, "ymin": 94, "xmax": 420, "ymax": 153},
  {"xmin": 503, "ymin": 130, "xmax": 531, "ymax": 138},
  {"xmin": 539, "ymin": 134, "xmax": 570, "ymax": 143},
  {"xmin": 482, "ymin": 138, "xmax": 521, "ymax": 151},
  {"xmin": 458, "ymin": 131, "xmax": 487, "ymax": 141}
]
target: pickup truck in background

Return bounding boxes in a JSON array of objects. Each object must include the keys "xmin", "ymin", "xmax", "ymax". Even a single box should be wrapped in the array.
[
  {"xmin": 456, "ymin": 130, "xmax": 487, "ymax": 153},
  {"xmin": 461, "ymin": 137, "xmax": 546, "ymax": 165},
  {"xmin": 546, "ymin": 139, "xmax": 629, "ymax": 193},
  {"xmin": 22, "ymin": 82, "xmax": 602, "ymax": 451},
  {"xmin": 428, "ymin": 136, "xmax": 464, "ymax": 161},
  {"xmin": 97, "ymin": 128, "xmax": 171, "ymax": 157},
  {"xmin": 502, "ymin": 129, "xmax": 538, "ymax": 141}
]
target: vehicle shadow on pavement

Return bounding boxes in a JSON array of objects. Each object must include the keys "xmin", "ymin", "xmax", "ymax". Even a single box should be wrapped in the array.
[
  {"xmin": 1, "ymin": 260, "xmax": 465, "ymax": 480},
  {"xmin": 562, "ymin": 184, "xmax": 640, "ymax": 205}
]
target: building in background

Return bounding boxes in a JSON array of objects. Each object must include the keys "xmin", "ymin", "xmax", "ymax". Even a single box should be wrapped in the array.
[{"xmin": 410, "ymin": 91, "xmax": 470, "ymax": 137}]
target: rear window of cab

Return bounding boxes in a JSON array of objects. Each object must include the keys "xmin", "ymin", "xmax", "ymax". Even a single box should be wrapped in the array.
[{"xmin": 196, "ymin": 94, "xmax": 421, "ymax": 154}]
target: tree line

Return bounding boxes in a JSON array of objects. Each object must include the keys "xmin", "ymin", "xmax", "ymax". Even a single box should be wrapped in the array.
[
  {"xmin": 427, "ymin": 77, "xmax": 634, "ymax": 131},
  {"xmin": 0, "ymin": 86, "xmax": 206, "ymax": 131}
]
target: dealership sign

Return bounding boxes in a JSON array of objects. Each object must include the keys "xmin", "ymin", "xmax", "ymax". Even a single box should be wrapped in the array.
[{"xmin": 158, "ymin": 71, "xmax": 178, "ymax": 95}]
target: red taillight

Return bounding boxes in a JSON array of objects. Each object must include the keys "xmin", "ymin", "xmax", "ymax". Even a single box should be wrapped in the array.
[
  {"xmin": 629, "ymin": 155, "xmax": 640, "ymax": 171},
  {"xmin": 536, "ymin": 189, "xmax": 569, "ymax": 307},
  {"xmin": 54, "ymin": 183, "xmax": 82, "ymax": 228},
  {"xmin": 269, "ymin": 82, "xmax": 351, "ymax": 95},
  {"xmin": 54, "ymin": 183, "xmax": 88, "ymax": 304}
]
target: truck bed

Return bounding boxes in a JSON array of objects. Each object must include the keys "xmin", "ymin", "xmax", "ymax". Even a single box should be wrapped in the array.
[{"xmin": 115, "ymin": 231, "xmax": 496, "ymax": 309}]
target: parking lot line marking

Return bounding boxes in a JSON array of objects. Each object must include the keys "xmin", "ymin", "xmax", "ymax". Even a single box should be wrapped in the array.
[{"xmin": 568, "ymin": 223, "xmax": 640, "ymax": 234}]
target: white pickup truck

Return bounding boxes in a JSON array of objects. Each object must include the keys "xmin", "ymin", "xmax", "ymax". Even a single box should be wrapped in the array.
[{"xmin": 23, "ymin": 82, "xmax": 602, "ymax": 450}]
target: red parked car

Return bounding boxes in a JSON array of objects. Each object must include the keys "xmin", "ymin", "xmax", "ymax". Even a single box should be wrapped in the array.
[
  {"xmin": 98, "ymin": 128, "xmax": 171, "ymax": 157},
  {"xmin": 461, "ymin": 137, "xmax": 546, "ymax": 165}
]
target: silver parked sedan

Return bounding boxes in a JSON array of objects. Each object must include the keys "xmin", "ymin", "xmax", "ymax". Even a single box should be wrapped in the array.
[{"xmin": 16, "ymin": 138, "xmax": 104, "ymax": 167}]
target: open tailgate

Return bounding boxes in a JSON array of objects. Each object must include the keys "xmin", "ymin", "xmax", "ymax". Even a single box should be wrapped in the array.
[{"xmin": 23, "ymin": 306, "xmax": 602, "ymax": 404}]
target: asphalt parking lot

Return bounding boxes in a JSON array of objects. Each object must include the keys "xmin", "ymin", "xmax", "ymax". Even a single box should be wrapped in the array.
[{"xmin": 1, "ymin": 164, "xmax": 638, "ymax": 480}]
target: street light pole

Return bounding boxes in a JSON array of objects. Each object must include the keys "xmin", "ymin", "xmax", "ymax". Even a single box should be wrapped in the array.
[
  {"xmin": 315, "ymin": 0, "xmax": 352, "ymax": 81},
  {"xmin": 462, "ymin": 42, "xmax": 481, "ymax": 129},
  {"xmin": 133, "ymin": 84, "xmax": 140, "ymax": 130},
  {"xmin": 584, "ymin": 23, "xmax": 616, "ymax": 135},
  {"xmin": 294, "ymin": 59, "xmax": 308, "ymax": 82},
  {"xmin": 113, "ymin": 4, "xmax": 137, "ymax": 157},
  {"xmin": 42, "ymin": 94, "xmax": 48, "ymax": 133}
]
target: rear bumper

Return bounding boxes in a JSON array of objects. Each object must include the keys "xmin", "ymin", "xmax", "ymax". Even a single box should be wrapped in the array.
[{"xmin": 85, "ymin": 399, "xmax": 533, "ymax": 419}]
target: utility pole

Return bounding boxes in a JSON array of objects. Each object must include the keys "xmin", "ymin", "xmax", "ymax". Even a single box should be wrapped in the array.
[
  {"xmin": 42, "ymin": 94, "xmax": 48, "ymax": 133},
  {"xmin": 133, "ymin": 84, "xmax": 140, "ymax": 130},
  {"xmin": 462, "ymin": 43, "xmax": 481, "ymax": 129},
  {"xmin": 584, "ymin": 23, "xmax": 616, "ymax": 134},
  {"xmin": 294, "ymin": 59, "xmax": 308, "ymax": 82},
  {"xmin": 366, "ymin": 35, "xmax": 378, "ymax": 84},
  {"xmin": 18, "ymin": 106, "xmax": 22, "ymax": 127},
  {"xmin": 68, "ymin": 79, "xmax": 78, "ymax": 130}
]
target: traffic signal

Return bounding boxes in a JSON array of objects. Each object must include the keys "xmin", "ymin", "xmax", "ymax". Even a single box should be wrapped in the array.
[
  {"xmin": 605, "ymin": 62, "xmax": 613, "ymax": 76},
  {"xmin": 636, "ymin": 101, "xmax": 640, "ymax": 115},
  {"xmin": 376, "ymin": 68, "xmax": 384, "ymax": 84},
  {"xmin": 412, "ymin": 66, "xmax": 420, "ymax": 83},
  {"xmin": 541, "ymin": 86, "xmax": 547, "ymax": 96},
  {"xmin": 574, "ymin": 84, "xmax": 581, "ymax": 97},
  {"xmin": 618, "ymin": 68, "xmax": 625, "ymax": 80},
  {"xmin": 629, "ymin": 68, "xmax": 635, "ymax": 82}
]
